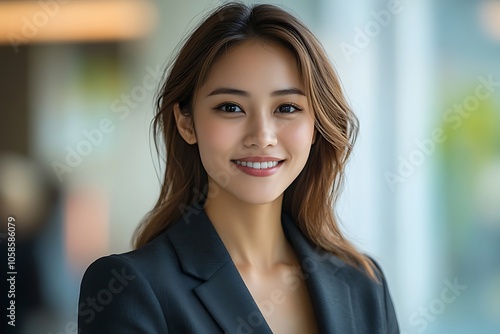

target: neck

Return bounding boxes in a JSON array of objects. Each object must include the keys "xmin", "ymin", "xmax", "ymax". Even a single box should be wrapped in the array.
[{"xmin": 203, "ymin": 191, "xmax": 294, "ymax": 271}]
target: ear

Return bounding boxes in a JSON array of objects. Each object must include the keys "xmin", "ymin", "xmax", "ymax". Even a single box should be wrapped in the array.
[{"xmin": 173, "ymin": 103, "xmax": 197, "ymax": 144}]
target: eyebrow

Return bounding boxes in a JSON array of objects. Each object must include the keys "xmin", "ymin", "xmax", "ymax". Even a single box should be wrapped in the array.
[{"xmin": 206, "ymin": 87, "xmax": 305, "ymax": 97}]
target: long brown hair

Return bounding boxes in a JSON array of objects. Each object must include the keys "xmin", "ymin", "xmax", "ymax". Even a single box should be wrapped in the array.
[{"xmin": 134, "ymin": 2, "xmax": 378, "ymax": 280}]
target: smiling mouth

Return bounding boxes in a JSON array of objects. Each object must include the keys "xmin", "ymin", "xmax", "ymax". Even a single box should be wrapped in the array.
[{"xmin": 231, "ymin": 160, "xmax": 285, "ymax": 169}]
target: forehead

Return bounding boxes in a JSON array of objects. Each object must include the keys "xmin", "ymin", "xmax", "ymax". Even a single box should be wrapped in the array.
[{"xmin": 198, "ymin": 39, "xmax": 304, "ymax": 95}]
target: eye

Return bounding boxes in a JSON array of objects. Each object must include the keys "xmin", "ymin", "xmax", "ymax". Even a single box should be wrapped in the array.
[
  {"xmin": 215, "ymin": 103, "xmax": 243, "ymax": 113},
  {"xmin": 276, "ymin": 104, "xmax": 302, "ymax": 114}
]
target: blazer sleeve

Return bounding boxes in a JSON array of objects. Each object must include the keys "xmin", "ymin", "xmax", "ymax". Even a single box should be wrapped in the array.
[{"xmin": 78, "ymin": 255, "xmax": 169, "ymax": 334}]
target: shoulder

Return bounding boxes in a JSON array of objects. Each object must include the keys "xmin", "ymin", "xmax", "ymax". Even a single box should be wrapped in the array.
[
  {"xmin": 78, "ymin": 233, "xmax": 175, "ymax": 333},
  {"xmin": 114, "ymin": 231, "xmax": 178, "ymax": 273},
  {"xmin": 333, "ymin": 255, "xmax": 399, "ymax": 333},
  {"xmin": 329, "ymin": 254, "xmax": 391, "ymax": 299},
  {"xmin": 80, "ymin": 229, "xmax": 181, "ymax": 292}
]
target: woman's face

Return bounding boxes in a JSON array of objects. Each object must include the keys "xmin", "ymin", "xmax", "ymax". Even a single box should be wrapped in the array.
[{"xmin": 190, "ymin": 39, "xmax": 316, "ymax": 205}]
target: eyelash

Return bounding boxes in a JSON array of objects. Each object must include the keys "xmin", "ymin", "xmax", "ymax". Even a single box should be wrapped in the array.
[{"xmin": 214, "ymin": 102, "xmax": 303, "ymax": 114}]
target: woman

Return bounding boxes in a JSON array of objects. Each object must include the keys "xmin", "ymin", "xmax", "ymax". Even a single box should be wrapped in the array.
[{"xmin": 78, "ymin": 2, "xmax": 399, "ymax": 333}]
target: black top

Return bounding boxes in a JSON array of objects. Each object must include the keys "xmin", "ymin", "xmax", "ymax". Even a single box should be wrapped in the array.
[{"xmin": 78, "ymin": 205, "xmax": 400, "ymax": 333}]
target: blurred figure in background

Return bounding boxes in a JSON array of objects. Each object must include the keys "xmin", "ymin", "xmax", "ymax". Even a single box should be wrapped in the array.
[{"xmin": 0, "ymin": 153, "xmax": 65, "ymax": 334}]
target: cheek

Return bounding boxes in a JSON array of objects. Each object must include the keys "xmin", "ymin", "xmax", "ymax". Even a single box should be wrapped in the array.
[
  {"xmin": 195, "ymin": 117, "xmax": 239, "ymax": 159},
  {"xmin": 281, "ymin": 120, "xmax": 315, "ymax": 151}
]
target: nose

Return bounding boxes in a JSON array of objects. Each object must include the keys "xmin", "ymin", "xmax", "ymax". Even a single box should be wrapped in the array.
[{"xmin": 242, "ymin": 112, "xmax": 278, "ymax": 148}]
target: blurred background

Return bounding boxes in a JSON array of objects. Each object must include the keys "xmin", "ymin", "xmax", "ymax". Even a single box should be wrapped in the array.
[{"xmin": 0, "ymin": 0, "xmax": 499, "ymax": 333}]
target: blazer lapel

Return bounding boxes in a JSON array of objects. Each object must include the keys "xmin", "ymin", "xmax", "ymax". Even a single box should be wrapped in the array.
[
  {"xmin": 194, "ymin": 263, "xmax": 273, "ymax": 334},
  {"xmin": 281, "ymin": 212, "xmax": 357, "ymax": 333},
  {"xmin": 167, "ymin": 205, "xmax": 273, "ymax": 334}
]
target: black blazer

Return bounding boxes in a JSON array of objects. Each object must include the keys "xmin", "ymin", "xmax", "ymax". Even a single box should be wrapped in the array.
[{"xmin": 78, "ymin": 205, "xmax": 399, "ymax": 333}]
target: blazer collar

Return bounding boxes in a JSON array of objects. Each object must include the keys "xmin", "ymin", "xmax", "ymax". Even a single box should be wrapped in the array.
[
  {"xmin": 166, "ymin": 205, "xmax": 356, "ymax": 333},
  {"xmin": 167, "ymin": 205, "xmax": 272, "ymax": 333}
]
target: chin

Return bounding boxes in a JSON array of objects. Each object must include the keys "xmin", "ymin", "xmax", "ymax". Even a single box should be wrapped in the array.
[
  {"xmin": 232, "ymin": 192, "xmax": 283, "ymax": 206},
  {"xmin": 207, "ymin": 178, "xmax": 286, "ymax": 206}
]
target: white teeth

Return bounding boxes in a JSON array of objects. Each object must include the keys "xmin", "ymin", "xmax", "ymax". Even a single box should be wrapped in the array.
[{"xmin": 234, "ymin": 160, "xmax": 280, "ymax": 169}]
